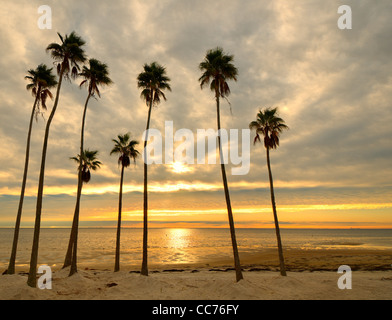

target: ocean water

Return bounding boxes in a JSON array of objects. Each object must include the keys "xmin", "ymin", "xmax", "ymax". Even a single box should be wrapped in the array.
[{"xmin": 0, "ymin": 228, "xmax": 391, "ymax": 271}]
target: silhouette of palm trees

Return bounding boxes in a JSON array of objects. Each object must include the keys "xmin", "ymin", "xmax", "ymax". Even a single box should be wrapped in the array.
[
  {"xmin": 199, "ymin": 47, "xmax": 243, "ymax": 282},
  {"xmin": 63, "ymin": 58, "xmax": 112, "ymax": 276},
  {"xmin": 27, "ymin": 31, "xmax": 87, "ymax": 287},
  {"xmin": 6, "ymin": 64, "xmax": 57, "ymax": 275},
  {"xmin": 137, "ymin": 62, "xmax": 171, "ymax": 276},
  {"xmin": 110, "ymin": 133, "xmax": 140, "ymax": 272},
  {"xmin": 250, "ymin": 107, "xmax": 289, "ymax": 276}
]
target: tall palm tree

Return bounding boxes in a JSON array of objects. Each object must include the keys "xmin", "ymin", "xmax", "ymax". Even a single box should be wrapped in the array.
[
  {"xmin": 27, "ymin": 31, "xmax": 86, "ymax": 287},
  {"xmin": 110, "ymin": 133, "xmax": 140, "ymax": 272},
  {"xmin": 5, "ymin": 64, "xmax": 57, "ymax": 275},
  {"xmin": 137, "ymin": 62, "xmax": 171, "ymax": 276},
  {"xmin": 249, "ymin": 107, "xmax": 289, "ymax": 276},
  {"xmin": 199, "ymin": 47, "xmax": 243, "ymax": 282},
  {"xmin": 63, "ymin": 58, "xmax": 112, "ymax": 276}
]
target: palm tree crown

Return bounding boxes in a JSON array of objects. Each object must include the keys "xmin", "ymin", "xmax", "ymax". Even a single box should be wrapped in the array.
[
  {"xmin": 25, "ymin": 64, "xmax": 57, "ymax": 114},
  {"xmin": 249, "ymin": 107, "xmax": 289, "ymax": 149},
  {"xmin": 71, "ymin": 149, "xmax": 102, "ymax": 183},
  {"xmin": 137, "ymin": 62, "xmax": 171, "ymax": 107},
  {"xmin": 46, "ymin": 31, "xmax": 87, "ymax": 79},
  {"xmin": 110, "ymin": 133, "xmax": 140, "ymax": 167},
  {"xmin": 79, "ymin": 58, "xmax": 113, "ymax": 97},
  {"xmin": 199, "ymin": 47, "xmax": 238, "ymax": 98}
]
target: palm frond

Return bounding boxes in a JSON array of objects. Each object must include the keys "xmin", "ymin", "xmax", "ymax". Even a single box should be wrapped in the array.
[
  {"xmin": 199, "ymin": 47, "xmax": 238, "ymax": 101},
  {"xmin": 137, "ymin": 62, "xmax": 171, "ymax": 107},
  {"xmin": 70, "ymin": 149, "xmax": 101, "ymax": 181},
  {"xmin": 110, "ymin": 133, "xmax": 140, "ymax": 168},
  {"xmin": 25, "ymin": 64, "xmax": 57, "ymax": 112},
  {"xmin": 46, "ymin": 31, "xmax": 87, "ymax": 80},
  {"xmin": 249, "ymin": 107, "xmax": 289, "ymax": 149},
  {"xmin": 79, "ymin": 58, "xmax": 113, "ymax": 98}
]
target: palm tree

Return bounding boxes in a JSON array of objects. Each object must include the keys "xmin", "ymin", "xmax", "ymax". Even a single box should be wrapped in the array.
[
  {"xmin": 137, "ymin": 62, "xmax": 171, "ymax": 276},
  {"xmin": 63, "ymin": 58, "xmax": 112, "ymax": 276},
  {"xmin": 110, "ymin": 133, "xmax": 140, "ymax": 272},
  {"xmin": 5, "ymin": 64, "xmax": 57, "ymax": 275},
  {"xmin": 27, "ymin": 31, "xmax": 86, "ymax": 287},
  {"xmin": 199, "ymin": 47, "xmax": 243, "ymax": 282},
  {"xmin": 249, "ymin": 107, "xmax": 289, "ymax": 276},
  {"xmin": 70, "ymin": 150, "xmax": 102, "ymax": 182}
]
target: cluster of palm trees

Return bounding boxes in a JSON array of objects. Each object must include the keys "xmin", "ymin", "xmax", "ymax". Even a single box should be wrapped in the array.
[{"xmin": 5, "ymin": 30, "xmax": 289, "ymax": 287}]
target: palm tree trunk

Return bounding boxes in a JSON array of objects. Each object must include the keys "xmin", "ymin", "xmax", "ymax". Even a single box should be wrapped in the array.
[
  {"xmin": 215, "ymin": 94, "xmax": 243, "ymax": 282},
  {"xmin": 266, "ymin": 147, "xmax": 287, "ymax": 276},
  {"xmin": 27, "ymin": 68, "xmax": 65, "ymax": 288},
  {"xmin": 115, "ymin": 164, "xmax": 125, "ymax": 272},
  {"xmin": 66, "ymin": 92, "xmax": 91, "ymax": 276},
  {"xmin": 6, "ymin": 92, "xmax": 40, "ymax": 275},
  {"xmin": 141, "ymin": 98, "xmax": 153, "ymax": 276}
]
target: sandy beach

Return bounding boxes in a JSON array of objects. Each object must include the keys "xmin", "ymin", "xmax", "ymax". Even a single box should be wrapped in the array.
[
  {"xmin": 1, "ymin": 269, "xmax": 392, "ymax": 300},
  {"xmin": 1, "ymin": 248, "xmax": 391, "ymax": 300}
]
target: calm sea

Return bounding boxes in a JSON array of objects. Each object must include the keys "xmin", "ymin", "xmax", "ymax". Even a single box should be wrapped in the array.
[{"xmin": 1, "ymin": 228, "xmax": 391, "ymax": 271}]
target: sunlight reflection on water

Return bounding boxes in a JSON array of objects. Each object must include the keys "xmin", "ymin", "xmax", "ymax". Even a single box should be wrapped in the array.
[{"xmin": 1, "ymin": 228, "xmax": 391, "ymax": 270}]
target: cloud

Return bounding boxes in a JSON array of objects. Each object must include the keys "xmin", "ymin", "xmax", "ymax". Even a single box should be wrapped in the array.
[{"xmin": 0, "ymin": 0, "xmax": 391, "ymax": 227}]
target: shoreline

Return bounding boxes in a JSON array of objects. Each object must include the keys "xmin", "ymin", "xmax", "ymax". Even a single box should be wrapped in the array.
[{"xmin": 4, "ymin": 247, "xmax": 392, "ymax": 274}]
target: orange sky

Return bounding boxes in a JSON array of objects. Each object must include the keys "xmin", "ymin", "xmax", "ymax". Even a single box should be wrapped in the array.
[{"xmin": 0, "ymin": 1, "xmax": 392, "ymax": 229}]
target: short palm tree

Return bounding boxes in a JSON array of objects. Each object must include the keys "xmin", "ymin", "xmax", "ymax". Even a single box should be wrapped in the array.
[
  {"xmin": 27, "ymin": 31, "xmax": 86, "ymax": 287},
  {"xmin": 63, "ymin": 58, "xmax": 112, "ymax": 276},
  {"xmin": 137, "ymin": 62, "xmax": 171, "ymax": 276},
  {"xmin": 249, "ymin": 107, "xmax": 289, "ymax": 276},
  {"xmin": 110, "ymin": 133, "xmax": 140, "ymax": 272},
  {"xmin": 6, "ymin": 64, "xmax": 57, "ymax": 275},
  {"xmin": 199, "ymin": 47, "xmax": 243, "ymax": 282},
  {"xmin": 70, "ymin": 150, "xmax": 102, "ymax": 181}
]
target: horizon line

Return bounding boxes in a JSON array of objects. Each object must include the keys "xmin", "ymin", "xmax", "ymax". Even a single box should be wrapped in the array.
[{"xmin": 0, "ymin": 226, "xmax": 391, "ymax": 230}]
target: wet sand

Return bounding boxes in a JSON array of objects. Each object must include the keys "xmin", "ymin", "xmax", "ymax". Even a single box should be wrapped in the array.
[
  {"xmin": 4, "ymin": 247, "xmax": 392, "ymax": 274},
  {"xmin": 124, "ymin": 248, "xmax": 392, "ymax": 273}
]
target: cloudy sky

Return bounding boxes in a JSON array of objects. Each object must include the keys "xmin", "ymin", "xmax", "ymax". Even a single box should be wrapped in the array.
[{"xmin": 0, "ymin": 0, "xmax": 391, "ymax": 228}]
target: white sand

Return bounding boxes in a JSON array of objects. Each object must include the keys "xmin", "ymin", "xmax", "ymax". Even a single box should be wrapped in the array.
[{"xmin": 1, "ymin": 268, "xmax": 391, "ymax": 300}]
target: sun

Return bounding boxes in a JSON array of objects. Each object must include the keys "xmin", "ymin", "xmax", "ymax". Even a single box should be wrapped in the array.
[{"xmin": 170, "ymin": 162, "xmax": 193, "ymax": 174}]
